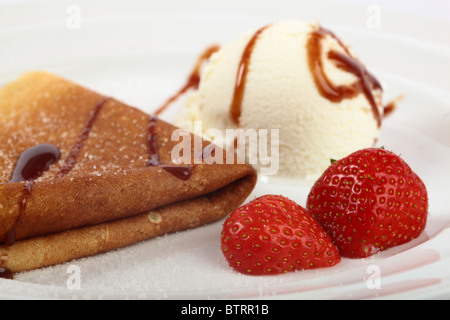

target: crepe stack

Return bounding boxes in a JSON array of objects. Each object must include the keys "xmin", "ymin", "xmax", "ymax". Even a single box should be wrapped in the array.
[{"xmin": 0, "ymin": 71, "xmax": 257, "ymax": 274}]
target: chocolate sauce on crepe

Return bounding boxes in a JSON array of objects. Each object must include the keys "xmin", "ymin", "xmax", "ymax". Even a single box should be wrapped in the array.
[
  {"xmin": 5, "ymin": 144, "xmax": 61, "ymax": 246},
  {"xmin": 145, "ymin": 116, "xmax": 192, "ymax": 180},
  {"xmin": 9, "ymin": 144, "xmax": 61, "ymax": 183}
]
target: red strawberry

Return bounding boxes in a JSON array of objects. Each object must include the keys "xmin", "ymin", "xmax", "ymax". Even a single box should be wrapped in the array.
[
  {"xmin": 221, "ymin": 195, "xmax": 340, "ymax": 275},
  {"xmin": 306, "ymin": 148, "xmax": 428, "ymax": 258}
]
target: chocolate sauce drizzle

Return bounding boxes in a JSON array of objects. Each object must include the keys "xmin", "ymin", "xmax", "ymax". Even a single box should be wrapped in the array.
[
  {"xmin": 145, "ymin": 116, "xmax": 192, "ymax": 180},
  {"xmin": 149, "ymin": 46, "xmax": 222, "ymax": 179},
  {"xmin": 9, "ymin": 144, "xmax": 61, "ymax": 183},
  {"xmin": 307, "ymin": 27, "xmax": 383, "ymax": 127},
  {"xmin": 56, "ymin": 97, "xmax": 110, "ymax": 179},
  {"xmin": 383, "ymin": 95, "xmax": 402, "ymax": 118},
  {"xmin": 0, "ymin": 267, "xmax": 13, "ymax": 280},
  {"xmin": 4, "ymin": 144, "xmax": 61, "ymax": 247},
  {"xmin": 153, "ymin": 45, "xmax": 220, "ymax": 117},
  {"xmin": 2, "ymin": 144, "xmax": 61, "ymax": 278},
  {"xmin": 230, "ymin": 25, "xmax": 270, "ymax": 125}
]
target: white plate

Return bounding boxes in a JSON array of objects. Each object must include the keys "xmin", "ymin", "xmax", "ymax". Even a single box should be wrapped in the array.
[{"xmin": 0, "ymin": 0, "xmax": 449, "ymax": 299}]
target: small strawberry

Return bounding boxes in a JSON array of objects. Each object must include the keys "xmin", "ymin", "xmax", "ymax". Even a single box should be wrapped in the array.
[
  {"xmin": 307, "ymin": 147, "xmax": 428, "ymax": 258},
  {"xmin": 221, "ymin": 195, "xmax": 340, "ymax": 275}
]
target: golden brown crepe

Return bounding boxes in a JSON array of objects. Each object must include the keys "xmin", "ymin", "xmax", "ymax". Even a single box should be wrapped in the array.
[{"xmin": 0, "ymin": 71, "xmax": 256, "ymax": 273}]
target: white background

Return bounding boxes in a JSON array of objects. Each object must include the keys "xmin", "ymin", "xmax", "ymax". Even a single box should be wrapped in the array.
[{"xmin": 1, "ymin": 0, "xmax": 449, "ymax": 21}]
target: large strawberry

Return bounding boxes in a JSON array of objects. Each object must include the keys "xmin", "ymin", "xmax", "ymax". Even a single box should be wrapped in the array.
[
  {"xmin": 221, "ymin": 195, "xmax": 340, "ymax": 275},
  {"xmin": 306, "ymin": 148, "xmax": 428, "ymax": 258}
]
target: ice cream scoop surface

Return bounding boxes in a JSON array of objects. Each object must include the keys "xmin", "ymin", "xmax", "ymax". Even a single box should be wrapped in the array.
[{"xmin": 176, "ymin": 21, "xmax": 384, "ymax": 180}]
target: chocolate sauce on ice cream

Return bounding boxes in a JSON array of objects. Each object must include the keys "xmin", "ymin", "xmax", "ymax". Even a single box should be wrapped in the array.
[
  {"xmin": 230, "ymin": 25, "xmax": 270, "ymax": 125},
  {"xmin": 307, "ymin": 27, "xmax": 383, "ymax": 127}
]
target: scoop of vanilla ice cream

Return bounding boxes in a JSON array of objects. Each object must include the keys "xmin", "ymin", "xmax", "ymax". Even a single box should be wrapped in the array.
[{"xmin": 176, "ymin": 21, "xmax": 383, "ymax": 180}]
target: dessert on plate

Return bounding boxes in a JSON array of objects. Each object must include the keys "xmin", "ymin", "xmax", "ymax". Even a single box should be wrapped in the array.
[
  {"xmin": 0, "ymin": 71, "xmax": 257, "ymax": 277},
  {"xmin": 0, "ymin": 20, "xmax": 406, "ymax": 281}
]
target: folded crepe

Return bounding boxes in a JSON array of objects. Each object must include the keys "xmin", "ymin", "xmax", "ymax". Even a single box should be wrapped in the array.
[{"xmin": 0, "ymin": 71, "xmax": 257, "ymax": 274}]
